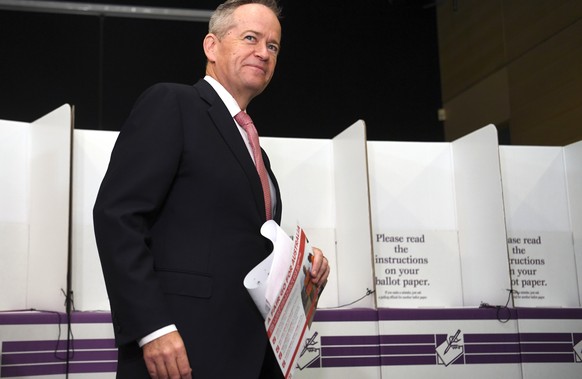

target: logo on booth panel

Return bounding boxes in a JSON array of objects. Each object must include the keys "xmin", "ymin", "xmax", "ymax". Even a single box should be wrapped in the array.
[
  {"xmin": 436, "ymin": 329, "xmax": 464, "ymax": 367},
  {"xmin": 574, "ymin": 335, "xmax": 582, "ymax": 363},
  {"xmin": 296, "ymin": 331, "xmax": 321, "ymax": 370}
]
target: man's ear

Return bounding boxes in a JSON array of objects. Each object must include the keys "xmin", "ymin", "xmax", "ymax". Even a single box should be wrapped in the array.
[{"xmin": 203, "ymin": 33, "xmax": 218, "ymax": 62}]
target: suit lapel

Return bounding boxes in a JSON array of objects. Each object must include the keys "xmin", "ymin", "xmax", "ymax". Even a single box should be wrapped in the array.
[
  {"xmin": 194, "ymin": 80, "xmax": 267, "ymax": 221},
  {"xmin": 262, "ymin": 151, "xmax": 282, "ymax": 223}
]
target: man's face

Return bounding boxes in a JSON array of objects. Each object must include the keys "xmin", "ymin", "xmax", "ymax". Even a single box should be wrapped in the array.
[{"xmin": 207, "ymin": 4, "xmax": 281, "ymax": 102}]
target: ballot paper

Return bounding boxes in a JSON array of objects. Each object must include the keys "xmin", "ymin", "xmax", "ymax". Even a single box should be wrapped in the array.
[{"xmin": 244, "ymin": 221, "xmax": 323, "ymax": 378}]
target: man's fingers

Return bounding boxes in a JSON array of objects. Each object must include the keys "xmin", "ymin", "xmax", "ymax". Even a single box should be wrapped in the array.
[
  {"xmin": 310, "ymin": 247, "xmax": 330, "ymax": 286},
  {"xmin": 176, "ymin": 351, "xmax": 193, "ymax": 379},
  {"xmin": 142, "ymin": 331, "xmax": 192, "ymax": 378}
]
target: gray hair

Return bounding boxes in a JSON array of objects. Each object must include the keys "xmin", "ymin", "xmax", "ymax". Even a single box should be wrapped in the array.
[{"xmin": 209, "ymin": 0, "xmax": 282, "ymax": 38}]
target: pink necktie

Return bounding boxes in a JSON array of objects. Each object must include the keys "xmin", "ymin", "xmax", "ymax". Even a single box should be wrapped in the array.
[{"xmin": 235, "ymin": 111, "xmax": 272, "ymax": 220}]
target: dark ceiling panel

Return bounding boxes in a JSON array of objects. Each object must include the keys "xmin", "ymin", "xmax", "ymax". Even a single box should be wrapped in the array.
[{"xmin": 0, "ymin": 0, "xmax": 443, "ymax": 141}]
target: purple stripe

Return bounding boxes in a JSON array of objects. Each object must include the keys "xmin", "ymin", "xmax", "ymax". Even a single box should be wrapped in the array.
[
  {"xmin": 314, "ymin": 308, "xmax": 378, "ymax": 322},
  {"xmin": 70, "ymin": 312, "xmax": 113, "ymax": 324},
  {"xmin": 465, "ymin": 354, "xmax": 522, "ymax": 364},
  {"xmin": 516, "ymin": 308, "xmax": 582, "ymax": 319},
  {"xmin": 380, "ymin": 334, "xmax": 435, "ymax": 344},
  {"xmin": 68, "ymin": 361, "xmax": 117, "ymax": 373},
  {"xmin": 519, "ymin": 333, "xmax": 572, "ymax": 342},
  {"xmin": 520, "ymin": 353, "xmax": 574, "ymax": 363},
  {"xmin": 0, "ymin": 362, "xmax": 116, "ymax": 377},
  {"xmin": 520, "ymin": 343, "xmax": 574, "ymax": 353},
  {"xmin": 317, "ymin": 308, "xmax": 582, "ymax": 322},
  {"xmin": 464, "ymin": 343, "xmax": 521, "ymax": 354},
  {"xmin": 464, "ymin": 333, "xmax": 520, "ymax": 343},
  {"xmin": 321, "ymin": 346, "xmax": 379, "ymax": 357},
  {"xmin": 0, "ymin": 312, "xmax": 66, "ymax": 325},
  {"xmin": 2, "ymin": 350, "xmax": 117, "ymax": 365},
  {"xmin": 0, "ymin": 311, "xmax": 113, "ymax": 326},
  {"xmin": 2, "ymin": 339, "xmax": 115, "ymax": 352},
  {"xmin": 378, "ymin": 308, "xmax": 517, "ymax": 321},
  {"xmin": 381, "ymin": 355, "xmax": 436, "ymax": 365},
  {"xmin": 1, "ymin": 363, "xmax": 66, "ymax": 377},
  {"xmin": 321, "ymin": 335, "xmax": 379, "ymax": 346},
  {"xmin": 321, "ymin": 356, "xmax": 380, "ymax": 367},
  {"xmin": 381, "ymin": 345, "xmax": 435, "ymax": 355}
]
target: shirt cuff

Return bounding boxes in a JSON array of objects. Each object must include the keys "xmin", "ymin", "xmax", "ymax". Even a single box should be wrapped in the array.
[{"xmin": 138, "ymin": 324, "xmax": 178, "ymax": 348}]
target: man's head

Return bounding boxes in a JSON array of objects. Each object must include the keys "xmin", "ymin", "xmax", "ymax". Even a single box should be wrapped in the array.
[{"xmin": 204, "ymin": 0, "xmax": 282, "ymax": 109}]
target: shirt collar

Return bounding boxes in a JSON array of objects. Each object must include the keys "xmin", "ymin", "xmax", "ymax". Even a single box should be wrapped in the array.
[{"xmin": 204, "ymin": 75, "xmax": 242, "ymax": 117}]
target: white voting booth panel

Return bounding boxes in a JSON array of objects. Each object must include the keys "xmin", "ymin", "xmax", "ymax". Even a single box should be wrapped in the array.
[
  {"xmin": 516, "ymin": 308, "xmax": 582, "ymax": 379},
  {"xmin": 500, "ymin": 145, "xmax": 580, "ymax": 307},
  {"xmin": 565, "ymin": 141, "xmax": 582, "ymax": 304},
  {"xmin": 0, "ymin": 105, "xmax": 72, "ymax": 312},
  {"xmin": 0, "ymin": 120, "xmax": 29, "ymax": 311},
  {"xmin": 261, "ymin": 120, "xmax": 374, "ymax": 309},
  {"xmin": 72, "ymin": 120, "xmax": 375, "ymax": 310},
  {"xmin": 72, "ymin": 129, "xmax": 119, "ymax": 311},
  {"xmin": 368, "ymin": 125, "xmax": 511, "ymax": 308}
]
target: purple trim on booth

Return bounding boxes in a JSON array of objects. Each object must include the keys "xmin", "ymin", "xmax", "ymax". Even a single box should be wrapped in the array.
[
  {"xmin": 520, "ymin": 353, "xmax": 575, "ymax": 363},
  {"xmin": 70, "ymin": 311, "xmax": 113, "ymax": 324},
  {"xmin": 380, "ymin": 334, "xmax": 435, "ymax": 344},
  {"xmin": 465, "ymin": 343, "xmax": 521, "ymax": 354},
  {"xmin": 314, "ymin": 308, "xmax": 378, "ymax": 322},
  {"xmin": 0, "ymin": 311, "xmax": 112, "ymax": 325},
  {"xmin": 516, "ymin": 308, "xmax": 582, "ymax": 319},
  {"xmin": 321, "ymin": 335, "xmax": 379, "ymax": 345},
  {"xmin": 3, "ymin": 309, "xmax": 582, "ymax": 375},
  {"xmin": 378, "ymin": 307, "xmax": 519, "ymax": 321},
  {"xmin": 321, "ymin": 356, "xmax": 380, "ymax": 367},
  {"xmin": 0, "ymin": 312, "xmax": 65, "ymax": 325},
  {"xmin": 519, "ymin": 333, "xmax": 572, "ymax": 342},
  {"xmin": 2, "ymin": 338, "xmax": 115, "ymax": 352},
  {"xmin": 2, "ymin": 350, "xmax": 117, "ymax": 365},
  {"xmin": 1, "ymin": 362, "xmax": 116, "ymax": 378},
  {"xmin": 464, "ymin": 333, "xmax": 520, "ymax": 343},
  {"xmin": 322, "ymin": 346, "xmax": 380, "ymax": 356},
  {"xmin": 1, "ymin": 338, "xmax": 117, "ymax": 378}
]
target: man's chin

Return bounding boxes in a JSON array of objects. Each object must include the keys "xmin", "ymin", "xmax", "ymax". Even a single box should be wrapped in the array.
[{"xmin": 245, "ymin": 80, "xmax": 270, "ymax": 97}]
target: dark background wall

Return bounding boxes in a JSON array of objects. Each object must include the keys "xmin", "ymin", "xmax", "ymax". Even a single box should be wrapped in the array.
[
  {"xmin": 0, "ymin": 0, "xmax": 443, "ymax": 141},
  {"xmin": 436, "ymin": 0, "xmax": 582, "ymax": 146}
]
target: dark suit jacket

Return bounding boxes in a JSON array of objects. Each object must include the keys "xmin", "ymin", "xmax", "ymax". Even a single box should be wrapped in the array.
[{"xmin": 93, "ymin": 79, "xmax": 282, "ymax": 378}]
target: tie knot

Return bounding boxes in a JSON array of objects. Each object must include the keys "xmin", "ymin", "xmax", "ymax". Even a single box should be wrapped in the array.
[{"xmin": 235, "ymin": 111, "xmax": 253, "ymax": 128}]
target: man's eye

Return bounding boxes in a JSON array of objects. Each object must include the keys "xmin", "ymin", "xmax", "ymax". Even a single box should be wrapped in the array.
[
  {"xmin": 268, "ymin": 44, "xmax": 279, "ymax": 54},
  {"xmin": 244, "ymin": 35, "xmax": 257, "ymax": 42}
]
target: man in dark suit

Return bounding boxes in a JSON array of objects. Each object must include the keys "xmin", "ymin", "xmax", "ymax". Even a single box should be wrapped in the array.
[{"xmin": 93, "ymin": 1, "xmax": 330, "ymax": 378}]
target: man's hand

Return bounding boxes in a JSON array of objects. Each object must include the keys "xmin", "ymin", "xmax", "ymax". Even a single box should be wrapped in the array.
[
  {"xmin": 310, "ymin": 247, "xmax": 330, "ymax": 288},
  {"xmin": 142, "ymin": 331, "xmax": 192, "ymax": 379}
]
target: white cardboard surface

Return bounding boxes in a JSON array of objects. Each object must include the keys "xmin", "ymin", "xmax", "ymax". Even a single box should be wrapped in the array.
[
  {"xmin": 451, "ymin": 125, "xmax": 511, "ymax": 306},
  {"xmin": 500, "ymin": 145, "xmax": 579, "ymax": 307},
  {"xmin": 0, "ymin": 120, "xmax": 30, "ymax": 311},
  {"xmin": 0, "ymin": 105, "xmax": 71, "ymax": 312}
]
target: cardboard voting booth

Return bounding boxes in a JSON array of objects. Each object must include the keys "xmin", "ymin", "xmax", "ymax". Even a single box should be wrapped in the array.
[
  {"xmin": 0, "ymin": 105, "xmax": 72, "ymax": 312},
  {"xmin": 368, "ymin": 125, "xmax": 511, "ymax": 308},
  {"xmin": 500, "ymin": 145, "xmax": 581, "ymax": 307},
  {"xmin": 71, "ymin": 129, "xmax": 119, "ymax": 311},
  {"xmin": 2, "ymin": 106, "xmax": 582, "ymax": 379},
  {"xmin": 261, "ymin": 121, "xmax": 375, "ymax": 309}
]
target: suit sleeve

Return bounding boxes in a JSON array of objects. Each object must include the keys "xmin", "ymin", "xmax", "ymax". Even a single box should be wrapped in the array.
[{"xmin": 93, "ymin": 83, "xmax": 185, "ymax": 346}]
